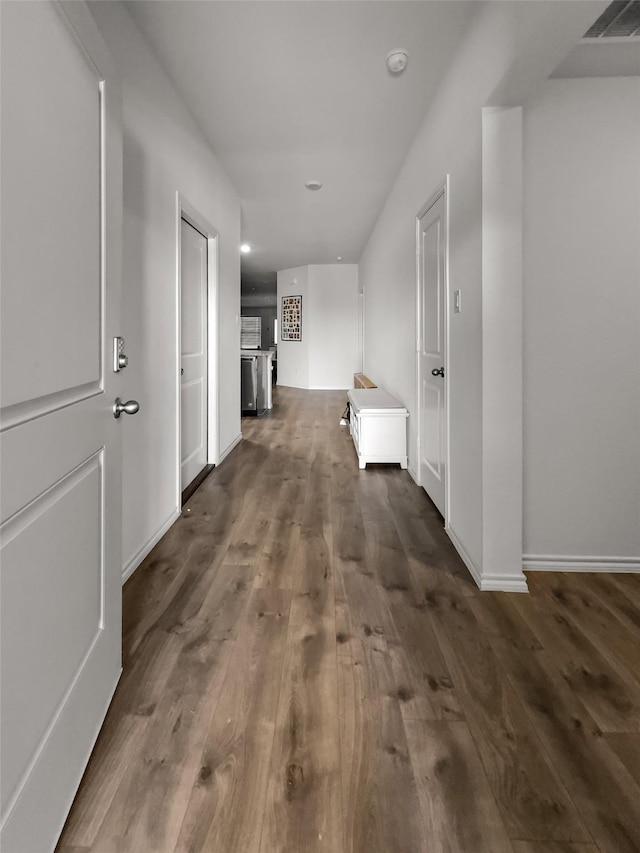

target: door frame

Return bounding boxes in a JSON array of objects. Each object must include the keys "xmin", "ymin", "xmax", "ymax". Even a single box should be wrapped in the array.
[
  {"xmin": 358, "ymin": 287, "xmax": 365, "ymax": 374},
  {"xmin": 415, "ymin": 176, "xmax": 451, "ymax": 524},
  {"xmin": 175, "ymin": 193, "xmax": 220, "ymax": 506}
]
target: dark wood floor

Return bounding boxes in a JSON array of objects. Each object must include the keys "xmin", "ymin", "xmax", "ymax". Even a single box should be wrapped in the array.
[{"xmin": 57, "ymin": 387, "xmax": 640, "ymax": 852}]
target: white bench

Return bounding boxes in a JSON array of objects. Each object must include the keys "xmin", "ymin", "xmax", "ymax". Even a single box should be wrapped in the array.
[{"xmin": 347, "ymin": 388, "xmax": 408, "ymax": 470}]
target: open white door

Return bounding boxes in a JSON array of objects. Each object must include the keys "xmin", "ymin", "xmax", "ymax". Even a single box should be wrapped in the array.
[
  {"xmin": 0, "ymin": 3, "xmax": 124, "ymax": 850},
  {"xmin": 180, "ymin": 218, "xmax": 208, "ymax": 492},
  {"xmin": 417, "ymin": 189, "xmax": 448, "ymax": 516}
]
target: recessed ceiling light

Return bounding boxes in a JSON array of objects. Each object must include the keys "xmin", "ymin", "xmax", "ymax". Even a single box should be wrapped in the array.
[
  {"xmin": 304, "ymin": 180, "xmax": 323, "ymax": 191},
  {"xmin": 337, "ymin": 256, "xmax": 343, "ymax": 262},
  {"xmin": 240, "ymin": 243, "xmax": 251, "ymax": 253},
  {"xmin": 387, "ymin": 48, "xmax": 409, "ymax": 74}
]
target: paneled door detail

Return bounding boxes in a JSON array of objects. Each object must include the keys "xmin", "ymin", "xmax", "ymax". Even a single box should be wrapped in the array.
[
  {"xmin": 418, "ymin": 190, "xmax": 447, "ymax": 516},
  {"xmin": 180, "ymin": 219, "xmax": 208, "ymax": 491},
  {"xmin": 0, "ymin": 3, "xmax": 123, "ymax": 850}
]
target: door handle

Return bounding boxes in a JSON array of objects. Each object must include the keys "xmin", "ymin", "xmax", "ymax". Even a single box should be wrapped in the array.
[
  {"xmin": 113, "ymin": 398, "xmax": 140, "ymax": 419},
  {"xmin": 431, "ymin": 367, "xmax": 444, "ymax": 377}
]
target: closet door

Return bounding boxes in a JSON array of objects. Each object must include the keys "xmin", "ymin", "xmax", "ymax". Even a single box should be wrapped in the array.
[{"xmin": 0, "ymin": 4, "xmax": 123, "ymax": 849}]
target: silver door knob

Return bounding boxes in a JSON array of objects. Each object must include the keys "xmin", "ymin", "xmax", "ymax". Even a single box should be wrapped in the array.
[
  {"xmin": 431, "ymin": 367, "xmax": 444, "ymax": 377},
  {"xmin": 113, "ymin": 397, "xmax": 140, "ymax": 419}
]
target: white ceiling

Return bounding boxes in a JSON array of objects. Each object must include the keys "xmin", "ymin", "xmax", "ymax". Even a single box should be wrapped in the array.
[{"xmin": 124, "ymin": 0, "xmax": 477, "ymax": 291}]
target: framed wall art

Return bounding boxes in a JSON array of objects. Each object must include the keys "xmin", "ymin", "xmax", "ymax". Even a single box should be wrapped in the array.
[{"xmin": 281, "ymin": 295, "xmax": 302, "ymax": 341}]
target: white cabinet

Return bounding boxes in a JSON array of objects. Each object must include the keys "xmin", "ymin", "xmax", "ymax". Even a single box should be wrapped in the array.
[{"xmin": 347, "ymin": 388, "xmax": 408, "ymax": 469}]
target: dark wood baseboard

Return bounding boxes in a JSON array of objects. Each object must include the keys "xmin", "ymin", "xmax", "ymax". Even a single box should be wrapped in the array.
[{"xmin": 181, "ymin": 464, "xmax": 214, "ymax": 506}]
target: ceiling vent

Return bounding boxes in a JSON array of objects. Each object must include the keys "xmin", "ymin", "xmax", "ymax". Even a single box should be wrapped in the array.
[{"xmin": 584, "ymin": 0, "xmax": 640, "ymax": 37}]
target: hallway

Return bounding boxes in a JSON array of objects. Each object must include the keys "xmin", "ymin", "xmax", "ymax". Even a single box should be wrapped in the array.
[{"xmin": 57, "ymin": 388, "xmax": 640, "ymax": 852}]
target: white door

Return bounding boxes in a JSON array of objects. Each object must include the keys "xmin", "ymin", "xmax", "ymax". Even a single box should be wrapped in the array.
[
  {"xmin": 418, "ymin": 190, "xmax": 447, "ymax": 516},
  {"xmin": 180, "ymin": 219, "xmax": 208, "ymax": 491},
  {"xmin": 0, "ymin": 4, "xmax": 124, "ymax": 851}
]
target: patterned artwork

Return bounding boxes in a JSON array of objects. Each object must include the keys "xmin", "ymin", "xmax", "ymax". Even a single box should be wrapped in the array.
[{"xmin": 281, "ymin": 295, "xmax": 302, "ymax": 341}]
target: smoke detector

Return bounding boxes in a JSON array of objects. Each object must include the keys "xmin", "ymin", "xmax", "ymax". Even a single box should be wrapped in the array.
[
  {"xmin": 387, "ymin": 49, "xmax": 408, "ymax": 74},
  {"xmin": 305, "ymin": 180, "xmax": 323, "ymax": 191}
]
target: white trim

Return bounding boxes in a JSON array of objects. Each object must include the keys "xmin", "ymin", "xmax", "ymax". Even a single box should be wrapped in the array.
[
  {"xmin": 407, "ymin": 464, "xmax": 419, "ymax": 484},
  {"xmin": 207, "ymin": 233, "xmax": 220, "ymax": 464},
  {"xmin": 523, "ymin": 554, "xmax": 640, "ymax": 573},
  {"xmin": 478, "ymin": 574, "xmax": 530, "ymax": 593},
  {"xmin": 0, "ymin": 383, "xmax": 102, "ymax": 433},
  {"xmin": 358, "ymin": 289, "xmax": 365, "ymax": 374},
  {"xmin": 415, "ymin": 177, "xmax": 451, "ymax": 520},
  {"xmin": 176, "ymin": 194, "xmax": 221, "ymax": 501},
  {"xmin": 218, "ymin": 432, "xmax": 242, "ymax": 465},
  {"xmin": 447, "ymin": 525, "xmax": 529, "ymax": 592},
  {"xmin": 121, "ymin": 508, "xmax": 180, "ymax": 584}
]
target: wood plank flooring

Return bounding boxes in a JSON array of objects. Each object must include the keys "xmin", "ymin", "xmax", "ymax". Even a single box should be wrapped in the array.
[{"xmin": 57, "ymin": 387, "xmax": 640, "ymax": 853}]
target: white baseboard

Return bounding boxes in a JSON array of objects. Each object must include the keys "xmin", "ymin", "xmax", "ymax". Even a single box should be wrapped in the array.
[
  {"xmin": 477, "ymin": 573, "xmax": 530, "ymax": 592},
  {"xmin": 218, "ymin": 432, "xmax": 242, "ymax": 465},
  {"xmin": 407, "ymin": 464, "xmax": 419, "ymax": 485},
  {"xmin": 122, "ymin": 508, "xmax": 180, "ymax": 584},
  {"xmin": 523, "ymin": 554, "xmax": 640, "ymax": 573},
  {"xmin": 447, "ymin": 525, "xmax": 529, "ymax": 592}
]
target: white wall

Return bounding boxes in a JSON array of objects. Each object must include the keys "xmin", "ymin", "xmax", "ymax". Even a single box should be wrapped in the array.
[
  {"xmin": 308, "ymin": 265, "xmax": 359, "ymax": 389},
  {"xmin": 482, "ymin": 107, "xmax": 524, "ymax": 586},
  {"xmin": 89, "ymin": 2, "xmax": 241, "ymax": 580},
  {"xmin": 277, "ymin": 266, "xmax": 310, "ymax": 389},
  {"xmin": 523, "ymin": 77, "xmax": 640, "ymax": 567},
  {"xmin": 358, "ymin": 1, "xmax": 603, "ymax": 589},
  {"xmin": 277, "ymin": 264, "xmax": 359, "ymax": 390}
]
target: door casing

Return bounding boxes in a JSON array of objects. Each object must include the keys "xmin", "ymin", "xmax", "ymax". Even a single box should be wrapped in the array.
[
  {"xmin": 176, "ymin": 194, "xmax": 219, "ymax": 507},
  {"xmin": 415, "ymin": 177, "xmax": 451, "ymax": 523},
  {"xmin": 179, "ymin": 218, "xmax": 208, "ymax": 492}
]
